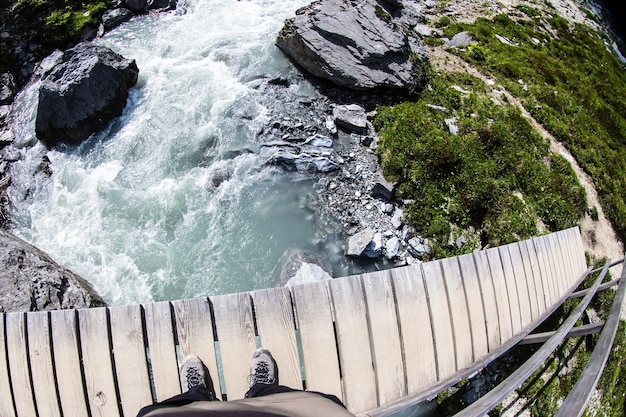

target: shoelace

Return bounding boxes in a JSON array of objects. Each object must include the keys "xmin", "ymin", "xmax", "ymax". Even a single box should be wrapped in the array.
[
  {"xmin": 185, "ymin": 367, "xmax": 203, "ymax": 388},
  {"xmin": 251, "ymin": 361, "xmax": 275, "ymax": 385}
]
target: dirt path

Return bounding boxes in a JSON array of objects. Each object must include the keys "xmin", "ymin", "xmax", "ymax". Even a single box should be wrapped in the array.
[{"xmin": 427, "ymin": 46, "xmax": 625, "ymax": 315}]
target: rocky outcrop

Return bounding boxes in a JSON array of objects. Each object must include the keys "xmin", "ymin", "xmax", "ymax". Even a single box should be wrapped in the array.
[
  {"xmin": 276, "ymin": 0, "xmax": 428, "ymax": 91},
  {"xmin": 35, "ymin": 42, "xmax": 139, "ymax": 147},
  {"xmin": 280, "ymin": 250, "xmax": 333, "ymax": 287},
  {"xmin": 0, "ymin": 229, "xmax": 106, "ymax": 312}
]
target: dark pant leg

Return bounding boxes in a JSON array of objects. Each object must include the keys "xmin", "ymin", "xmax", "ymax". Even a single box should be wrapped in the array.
[
  {"xmin": 245, "ymin": 384, "xmax": 345, "ymax": 407},
  {"xmin": 136, "ymin": 385, "xmax": 217, "ymax": 417}
]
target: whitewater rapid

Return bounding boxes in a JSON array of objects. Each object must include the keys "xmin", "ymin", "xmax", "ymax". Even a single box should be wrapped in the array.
[{"xmin": 7, "ymin": 0, "xmax": 357, "ymax": 305}]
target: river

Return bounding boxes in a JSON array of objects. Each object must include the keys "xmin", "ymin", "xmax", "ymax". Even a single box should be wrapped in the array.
[{"xmin": 7, "ymin": 0, "xmax": 368, "ymax": 305}]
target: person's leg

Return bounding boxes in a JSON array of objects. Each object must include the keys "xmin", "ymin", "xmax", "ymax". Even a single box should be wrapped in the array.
[
  {"xmin": 243, "ymin": 349, "xmax": 344, "ymax": 407},
  {"xmin": 136, "ymin": 355, "xmax": 218, "ymax": 417}
]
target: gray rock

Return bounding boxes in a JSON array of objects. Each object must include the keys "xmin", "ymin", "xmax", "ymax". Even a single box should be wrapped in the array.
[
  {"xmin": 304, "ymin": 133, "xmax": 333, "ymax": 148},
  {"xmin": 35, "ymin": 43, "xmax": 139, "ymax": 147},
  {"xmin": 0, "ymin": 229, "xmax": 106, "ymax": 312},
  {"xmin": 345, "ymin": 227, "xmax": 375, "ymax": 257},
  {"xmin": 325, "ymin": 115, "xmax": 338, "ymax": 135},
  {"xmin": 333, "ymin": 104, "xmax": 368, "ymax": 134},
  {"xmin": 268, "ymin": 150, "xmax": 339, "ymax": 173},
  {"xmin": 276, "ymin": 0, "xmax": 426, "ymax": 91},
  {"xmin": 445, "ymin": 117, "xmax": 459, "ymax": 135},
  {"xmin": 446, "ymin": 31, "xmax": 472, "ymax": 48},
  {"xmin": 280, "ymin": 250, "xmax": 333, "ymax": 287},
  {"xmin": 385, "ymin": 236, "xmax": 401, "ymax": 259},
  {"xmin": 124, "ymin": 0, "xmax": 147, "ymax": 11},
  {"xmin": 0, "ymin": 73, "xmax": 17, "ymax": 105},
  {"xmin": 363, "ymin": 232, "xmax": 383, "ymax": 258},
  {"xmin": 391, "ymin": 208, "xmax": 404, "ymax": 229},
  {"xmin": 102, "ymin": 8, "xmax": 133, "ymax": 31}
]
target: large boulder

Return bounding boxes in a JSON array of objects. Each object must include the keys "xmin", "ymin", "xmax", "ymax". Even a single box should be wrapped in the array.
[
  {"xmin": 279, "ymin": 250, "xmax": 333, "ymax": 287},
  {"xmin": 0, "ymin": 229, "xmax": 106, "ymax": 312},
  {"xmin": 276, "ymin": 0, "xmax": 427, "ymax": 91},
  {"xmin": 35, "ymin": 43, "xmax": 139, "ymax": 147}
]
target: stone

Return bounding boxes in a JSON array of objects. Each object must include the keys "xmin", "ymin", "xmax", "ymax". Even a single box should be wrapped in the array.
[
  {"xmin": 332, "ymin": 104, "xmax": 368, "ymax": 134},
  {"xmin": 345, "ymin": 227, "xmax": 375, "ymax": 257},
  {"xmin": 268, "ymin": 150, "xmax": 339, "ymax": 173},
  {"xmin": 0, "ymin": 229, "xmax": 106, "ymax": 312},
  {"xmin": 363, "ymin": 232, "xmax": 383, "ymax": 258},
  {"xmin": 276, "ymin": 0, "xmax": 426, "ymax": 91},
  {"xmin": 35, "ymin": 43, "xmax": 139, "ymax": 147},
  {"xmin": 446, "ymin": 31, "xmax": 472, "ymax": 48},
  {"xmin": 304, "ymin": 133, "xmax": 333, "ymax": 148},
  {"xmin": 325, "ymin": 115, "xmax": 338, "ymax": 135},
  {"xmin": 280, "ymin": 250, "xmax": 333, "ymax": 287},
  {"xmin": 385, "ymin": 236, "xmax": 401, "ymax": 259},
  {"xmin": 0, "ymin": 73, "xmax": 17, "ymax": 105},
  {"xmin": 124, "ymin": 0, "xmax": 147, "ymax": 12},
  {"xmin": 102, "ymin": 8, "xmax": 133, "ymax": 31},
  {"xmin": 391, "ymin": 208, "xmax": 404, "ymax": 229},
  {"xmin": 371, "ymin": 182, "xmax": 394, "ymax": 201},
  {"xmin": 445, "ymin": 117, "xmax": 459, "ymax": 135},
  {"xmin": 147, "ymin": 0, "xmax": 174, "ymax": 10}
]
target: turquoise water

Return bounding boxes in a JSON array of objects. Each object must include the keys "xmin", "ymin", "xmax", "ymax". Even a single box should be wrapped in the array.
[{"xmin": 7, "ymin": 0, "xmax": 354, "ymax": 305}]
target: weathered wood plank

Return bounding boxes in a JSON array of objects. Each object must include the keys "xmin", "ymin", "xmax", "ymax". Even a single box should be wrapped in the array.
[
  {"xmin": 27, "ymin": 311, "xmax": 60, "ymax": 417},
  {"xmin": 548, "ymin": 233, "xmax": 566, "ymax": 296},
  {"xmin": 211, "ymin": 292, "xmax": 257, "ymax": 400},
  {"xmin": 252, "ymin": 287, "xmax": 302, "ymax": 390},
  {"xmin": 440, "ymin": 257, "xmax": 474, "ymax": 370},
  {"xmin": 533, "ymin": 235, "xmax": 557, "ymax": 308},
  {"xmin": 0, "ymin": 314, "xmax": 16, "ymax": 417},
  {"xmin": 509, "ymin": 243, "xmax": 537, "ymax": 324},
  {"xmin": 109, "ymin": 304, "xmax": 152, "ymax": 417},
  {"xmin": 172, "ymin": 297, "xmax": 222, "ymax": 399},
  {"xmin": 362, "ymin": 271, "xmax": 405, "ymax": 406},
  {"xmin": 456, "ymin": 254, "xmax": 489, "ymax": 361},
  {"xmin": 485, "ymin": 249, "xmax": 514, "ymax": 342},
  {"xmin": 328, "ymin": 275, "xmax": 377, "ymax": 412},
  {"xmin": 499, "ymin": 245, "xmax": 528, "ymax": 333},
  {"xmin": 290, "ymin": 281, "xmax": 342, "ymax": 399},
  {"xmin": 421, "ymin": 261, "xmax": 456, "ymax": 380},
  {"xmin": 520, "ymin": 239, "xmax": 547, "ymax": 315},
  {"xmin": 143, "ymin": 301, "xmax": 180, "ymax": 401},
  {"xmin": 78, "ymin": 307, "xmax": 120, "ymax": 417},
  {"xmin": 554, "ymin": 231, "xmax": 572, "ymax": 291},
  {"xmin": 391, "ymin": 265, "xmax": 437, "ymax": 394},
  {"xmin": 471, "ymin": 252, "xmax": 501, "ymax": 351},
  {"xmin": 6, "ymin": 312, "xmax": 37, "ymax": 417},
  {"xmin": 50, "ymin": 309, "xmax": 89, "ymax": 417}
]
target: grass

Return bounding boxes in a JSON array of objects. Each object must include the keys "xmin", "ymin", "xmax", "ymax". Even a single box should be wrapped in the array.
[
  {"xmin": 374, "ymin": 69, "xmax": 586, "ymax": 253},
  {"xmin": 436, "ymin": 11, "xmax": 626, "ymax": 244}
]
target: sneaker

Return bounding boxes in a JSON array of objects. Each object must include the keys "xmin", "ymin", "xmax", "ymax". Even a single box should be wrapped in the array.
[
  {"xmin": 247, "ymin": 349, "xmax": 278, "ymax": 387},
  {"xmin": 180, "ymin": 355, "xmax": 209, "ymax": 392}
]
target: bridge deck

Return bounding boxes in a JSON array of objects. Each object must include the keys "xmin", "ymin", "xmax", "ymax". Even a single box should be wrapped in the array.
[{"xmin": 0, "ymin": 227, "xmax": 588, "ymax": 417}]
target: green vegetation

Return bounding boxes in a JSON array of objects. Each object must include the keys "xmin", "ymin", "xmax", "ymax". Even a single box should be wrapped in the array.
[
  {"xmin": 436, "ymin": 12, "xmax": 626, "ymax": 244},
  {"xmin": 375, "ymin": 69, "xmax": 586, "ymax": 252},
  {"xmin": 10, "ymin": 0, "xmax": 109, "ymax": 53}
]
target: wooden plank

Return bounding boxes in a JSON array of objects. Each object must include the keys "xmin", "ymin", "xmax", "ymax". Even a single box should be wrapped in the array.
[
  {"xmin": 485, "ymin": 249, "xmax": 514, "ymax": 342},
  {"xmin": 27, "ymin": 311, "xmax": 60, "ymax": 417},
  {"xmin": 573, "ymin": 227, "xmax": 587, "ymax": 273},
  {"xmin": 421, "ymin": 261, "xmax": 456, "ymax": 380},
  {"xmin": 554, "ymin": 231, "xmax": 573, "ymax": 291},
  {"xmin": 109, "ymin": 304, "xmax": 152, "ymax": 417},
  {"xmin": 328, "ymin": 275, "xmax": 377, "ymax": 412},
  {"xmin": 143, "ymin": 301, "xmax": 180, "ymax": 401},
  {"xmin": 290, "ymin": 281, "xmax": 342, "ymax": 399},
  {"xmin": 362, "ymin": 271, "xmax": 406, "ymax": 406},
  {"xmin": 211, "ymin": 292, "xmax": 258, "ymax": 400},
  {"xmin": 521, "ymin": 239, "xmax": 547, "ymax": 315},
  {"xmin": 508, "ymin": 243, "xmax": 536, "ymax": 325},
  {"xmin": 50, "ymin": 309, "xmax": 89, "ymax": 417},
  {"xmin": 456, "ymin": 254, "xmax": 489, "ymax": 361},
  {"xmin": 0, "ymin": 314, "xmax": 16, "ymax": 417},
  {"xmin": 391, "ymin": 265, "xmax": 437, "ymax": 394},
  {"xmin": 252, "ymin": 287, "xmax": 302, "ymax": 390},
  {"xmin": 499, "ymin": 245, "xmax": 527, "ymax": 333},
  {"xmin": 548, "ymin": 233, "xmax": 566, "ymax": 297},
  {"xmin": 439, "ymin": 257, "xmax": 474, "ymax": 370},
  {"xmin": 533, "ymin": 236, "xmax": 557, "ymax": 308},
  {"xmin": 6, "ymin": 312, "xmax": 37, "ymax": 417},
  {"xmin": 471, "ymin": 252, "xmax": 501, "ymax": 351},
  {"xmin": 78, "ymin": 307, "xmax": 120, "ymax": 417},
  {"xmin": 172, "ymin": 298, "xmax": 222, "ymax": 399}
]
